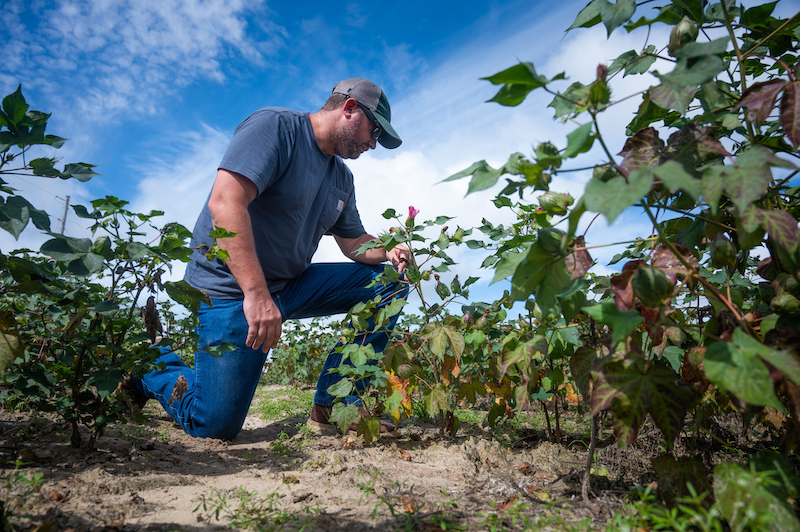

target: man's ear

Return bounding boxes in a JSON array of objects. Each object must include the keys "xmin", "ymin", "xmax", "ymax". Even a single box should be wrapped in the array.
[{"xmin": 342, "ymin": 98, "xmax": 359, "ymax": 117}]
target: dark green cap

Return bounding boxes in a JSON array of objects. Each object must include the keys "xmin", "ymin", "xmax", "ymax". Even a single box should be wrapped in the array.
[{"xmin": 332, "ymin": 78, "xmax": 402, "ymax": 149}]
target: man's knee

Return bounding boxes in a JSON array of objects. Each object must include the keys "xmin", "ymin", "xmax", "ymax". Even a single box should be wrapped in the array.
[{"xmin": 188, "ymin": 418, "xmax": 244, "ymax": 440}]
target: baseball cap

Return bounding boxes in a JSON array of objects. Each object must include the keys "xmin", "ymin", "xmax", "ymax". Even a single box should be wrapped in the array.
[{"xmin": 332, "ymin": 78, "xmax": 402, "ymax": 149}]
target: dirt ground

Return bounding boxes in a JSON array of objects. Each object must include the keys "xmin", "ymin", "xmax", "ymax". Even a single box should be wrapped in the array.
[{"xmin": 0, "ymin": 386, "xmax": 645, "ymax": 531}]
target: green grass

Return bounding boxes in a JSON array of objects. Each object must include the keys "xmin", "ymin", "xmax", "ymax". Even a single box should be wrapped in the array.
[{"xmin": 250, "ymin": 385, "xmax": 315, "ymax": 422}]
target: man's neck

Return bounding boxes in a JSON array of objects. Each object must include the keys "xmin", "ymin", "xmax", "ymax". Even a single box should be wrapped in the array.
[{"xmin": 308, "ymin": 111, "xmax": 335, "ymax": 156}]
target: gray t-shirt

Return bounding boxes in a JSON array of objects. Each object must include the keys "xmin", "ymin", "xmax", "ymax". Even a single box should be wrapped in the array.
[{"xmin": 184, "ymin": 107, "xmax": 366, "ymax": 299}]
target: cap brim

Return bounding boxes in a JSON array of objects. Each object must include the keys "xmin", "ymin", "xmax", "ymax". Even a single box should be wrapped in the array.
[{"xmin": 375, "ymin": 115, "xmax": 402, "ymax": 149}]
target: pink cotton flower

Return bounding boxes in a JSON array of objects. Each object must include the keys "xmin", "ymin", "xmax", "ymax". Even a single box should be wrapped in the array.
[{"xmin": 408, "ymin": 206, "xmax": 420, "ymax": 220}]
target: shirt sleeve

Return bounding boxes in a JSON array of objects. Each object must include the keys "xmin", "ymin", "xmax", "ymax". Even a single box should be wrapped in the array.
[{"xmin": 218, "ymin": 110, "xmax": 293, "ymax": 194}]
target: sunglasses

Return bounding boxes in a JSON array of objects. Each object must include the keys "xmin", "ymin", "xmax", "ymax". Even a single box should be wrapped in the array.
[{"xmin": 356, "ymin": 101, "xmax": 383, "ymax": 141}]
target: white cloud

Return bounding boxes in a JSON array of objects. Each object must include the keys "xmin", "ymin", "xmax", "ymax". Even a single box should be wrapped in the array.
[{"xmin": 2, "ymin": 0, "xmax": 280, "ymax": 122}]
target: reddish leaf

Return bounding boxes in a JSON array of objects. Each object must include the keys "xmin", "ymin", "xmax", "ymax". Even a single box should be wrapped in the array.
[
  {"xmin": 664, "ymin": 124, "xmax": 729, "ymax": 167},
  {"xmin": 591, "ymin": 357, "xmax": 695, "ymax": 446},
  {"xmin": 755, "ymin": 208, "xmax": 800, "ymax": 254},
  {"xmin": 610, "ymin": 260, "xmax": 645, "ymax": 311},
  {"xmin": 780, "ymin": 81, "xmax": 800, "ymax": 147},
  {"xmin": 737, "ymin": 79, "xmax": 787, "ymax": 126},
  {"xmin": 618, "ymin": 127, "xmax": 664, "ymax": 174},
  {"xmin": 565, "ymin": 236, "xmax": 593, "ymax": 279},
  {"xmin": 651, "ymin": 245, "xmax": 699, "ymax": 285}
]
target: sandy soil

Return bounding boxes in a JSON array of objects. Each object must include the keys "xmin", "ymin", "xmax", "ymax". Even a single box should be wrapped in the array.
[{"xmin": 0, "ymin": 386, "xmax": 633, "ymax": 531}]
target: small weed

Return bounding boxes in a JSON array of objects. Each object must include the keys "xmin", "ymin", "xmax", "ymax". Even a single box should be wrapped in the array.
[
  {"xmin": 1, "ymin": 461, "xmax": 46, "ymax": 531},
  {"xmin": 193, "ymin": 486, "xmax": 319, "ymax": 531},
  {"xmin": 269, "ymin": 431, "xmax": 299, "ymax": 457},
  {"xmin": 607, "ymin": 486, "xmax": 724, "ymax": 532},
  {"xmin": 242, "ymin": 449, "xmax": 261, "ymax": 464},
  {"xmin": 251, "ymin": 386, "xmax": 315, "ymax": 422}
]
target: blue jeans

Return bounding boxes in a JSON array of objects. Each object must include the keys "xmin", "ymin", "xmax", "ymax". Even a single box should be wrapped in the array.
[{"xmin": 134, "ymin": 262, "xmax": 408, "ymax": 439}]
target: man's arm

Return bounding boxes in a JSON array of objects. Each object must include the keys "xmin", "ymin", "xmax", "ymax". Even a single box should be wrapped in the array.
[
  {"xmin": 335, "ymin": 233, "xmax": 412, "ymax": 274},
  {"xmin": 208, "ymin": 169, "xmax": 282, "ymax": 352}
]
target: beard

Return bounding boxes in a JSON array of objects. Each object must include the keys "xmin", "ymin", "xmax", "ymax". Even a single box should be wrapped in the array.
[{"xmin": 331, "ymin": 113, "xmax": 368, "ymax": 159}]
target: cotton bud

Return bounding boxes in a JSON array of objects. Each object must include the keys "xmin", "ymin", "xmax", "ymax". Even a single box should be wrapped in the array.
[
  {"xmin": 538, "ymin": 192, "xmax": 574, "ymax": 215},
  {"xmin": 450, "ymin": 275, "xmax": 461, "ymax": 294},
  {"xmin": 435, "ymin": 278, "xmax": 451, "ymax": 300},
  {"xmin": 710, "ymin": 234, "xmax": 736, "ymax": 269},
  {"xmin": 669, "ymin": 16, "xmax": 699, "ymax": 57},
  {"xmin": 538, "ymin": 227, "xmax": 566, "ymax": 254},
  {"xmin": 632, "ymin": 266, "xmax": 674, "ymax": 307},
  {"xmin": 462, "ymin": 310, "xmax": 474, "ymax": 326}
]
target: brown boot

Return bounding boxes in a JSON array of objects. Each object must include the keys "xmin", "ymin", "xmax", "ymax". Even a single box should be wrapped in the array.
[{"xmin": 307, "ymin": 404, "xmax": 399, "ymax": 437}]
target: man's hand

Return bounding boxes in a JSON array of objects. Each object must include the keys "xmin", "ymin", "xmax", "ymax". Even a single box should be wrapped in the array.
[
  {"xmin": 386, "ymin": 245, "xmax": 412, "ymax": 274},
  {"xmin": 335, "ymin": 233, "xmax": 413, "ymax": 273},
  {"xmin": 242, "ymin": 290, "xmax": 282, "ymax": 352}
]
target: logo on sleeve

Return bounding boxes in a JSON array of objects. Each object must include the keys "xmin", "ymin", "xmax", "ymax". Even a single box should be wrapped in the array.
[{"xmin": 337, "ymin": 200, "xmax": 344, "ymax": 212}]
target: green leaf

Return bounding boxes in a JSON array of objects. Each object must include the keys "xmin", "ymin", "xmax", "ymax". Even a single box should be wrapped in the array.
[
  {"xmin": 624, "ymin": 5, "xmax": 682, "ymax": 31},
  {"xmin": 563, "ymin": 121, "xmax": 594, "ymax": 158},
  {"xmin": 723, "ymin": 146, "xmax": 792, "ymax": 213},
  {"xmin": 624, "ymin": 46, "xmax": 657, "ymax": 75},
  {"xmin": 601, "ymin": 0, "xmax": 636, "ymax": 37},
  {"xmin": 164, "ymin": 280, "xmax": 211, "ymax": 311},
  {"xmin": 491, "ymin": 245, "xmax": 530, "ymax": 285},
  {"xmin": 548, "ymin": 82, "xmax": 590, "ymax": 118},
  {"xmin": 626, "ymin": 93, "xmax": 671, "ymax": 135},
  {"xmin": 653, "ymin": 160, "xmax": 701, "ymax": 201},
  {"xmin": 510, "ymin": 242, "xmax": 556, "ymax": 301},
  {"xmin": 655, "ymin": 38, "xmax": 728, "ymax": 88},
  {"xmin": 92, "ymin": 300, "xmax": 119, "ymax": 316},
  {"xmin": 0, "ymin": 310, "xmax": 22, "ymax": 377},
  {"xmin": 536, "ymin": 258, "xmax": 573, "ymax": 318},
  {"xmin": 715, "ymin": 462, "xmax": 800, "ymax": 532},
  {"xmin": 61, "ymin": 162, "xmax": 100, "ymax": 182},
  {"xmin": 652, "ymin": 455, "xmax": 711, "ymax": 508},
  {"xmin": 441, "ymin": 153, "xmax": 526, "ymax": 195},
  {"xmin": 85, "ymin": 369, "xmax": 124, "ymax": 400},
  {"xmin": 423, "ymin": 384, "xmax": 449, "ymax": 418},
  {"xmin": 29, "ymin": 158, "xmax": 60, "ymax": 177},
  {"xmin": 556, "ymin": 277, "xmax": 589, "ymax": 324},
  {"xmin": 567, "ymin": 0, "xmax": 604, "ymax": 31},
  {"xmin": 422, "ymin": 325, "xmax": 464, "ymax": 359},
  {"xmin": 456, "ymin": 380, "xmax": 486, "ymax": 404},
  {"xmin": 582, "ymin": 300, "xmax": 643, "ymax": 348},
  {"xmin": 330, "ymin": 403, "xmax": 359, "ymax": 433},
  {"xmin": 40, "ymin": 236, "xmax": 91, "ymax": 262},
  {"xmin": 205, "ymin": 342, "xmax": 237, "ymax": 358},
  {"xmin": 327, "ymin": 378, "xmax": 353, "ymax": 399},
  {"xmin": 705, "ymin": 334, "xmax": 783, "ymax": 410},
  {"xmin": 2, "ymin": 86, "xmax": 28, "ymax": 124},
  {"xmin": 649, "ymin": 82, "xmax": 698, "ymax": 113},
  {"xmin": 569, "ymin": 346, "xmax": 597, "ymax": 400},
  {"xmin": 584, "ymin": 168, "xmax": 654, "ymax": 224},
  {"xmin": 701, "ymin": 165, "xmax": 725, "ymax": 213},
  {"xmin": 44, "ymin": 134, "xmax": 67, "ymax": 148},
  {"xmin": 728, "ymin": 328, "xmax": 800, "ymax": 386},
  {"xmin": 125, "ymin": 242, "xmax": 151, "ymax": 260},
  {"xmin": 482, "ymin": 63, "xmax": 563, "ymax": 107},
  {"xmin": 356, "ymin": 416, "xmax": 381, "ymax": 445}
]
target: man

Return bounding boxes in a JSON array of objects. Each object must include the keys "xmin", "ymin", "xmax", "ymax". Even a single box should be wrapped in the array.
[{"xmin": 132, "ymin": 78, "xmax": 411, "ymax": 439}]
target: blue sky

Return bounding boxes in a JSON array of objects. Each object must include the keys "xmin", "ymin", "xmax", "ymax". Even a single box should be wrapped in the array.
[{"xmin": 2, "ymin": 0, "xmax": 799, "ymax": 313}]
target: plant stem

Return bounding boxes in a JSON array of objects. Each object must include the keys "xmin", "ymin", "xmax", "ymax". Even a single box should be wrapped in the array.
[{"xmin": 582, "ymin": 414, "xmax": 598, "ymax": 502}]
